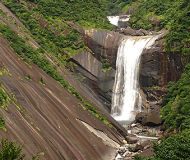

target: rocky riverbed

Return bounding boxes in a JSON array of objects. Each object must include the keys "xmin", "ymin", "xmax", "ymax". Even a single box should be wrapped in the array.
[{"xmin": 114, "ymin": 111, "xmax": 164, "ymax": 160}]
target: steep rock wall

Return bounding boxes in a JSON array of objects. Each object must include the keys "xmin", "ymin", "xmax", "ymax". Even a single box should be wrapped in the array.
[
  {"xmin": 69, "ymin": 30, "xmax": 125, "ymax": 110},
  {"xmin": 72, "ymin": 29, "xmax": 184, "ymax": 113},
  {"xmin": 139, "ymin": 32, "xmax": 184, "ymax": 112},
  {"xmin": 84, "ymin": 29, "xmax": 125, "ymax": 69}
]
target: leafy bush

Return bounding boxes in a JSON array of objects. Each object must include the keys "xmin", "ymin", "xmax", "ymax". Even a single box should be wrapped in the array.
[
  {"xmin": 128, "ymin": 0, "xmax": 190, "ymax": 58},
  {"xmin": 3, "ymin": 1, "xmax": 85, "ymax": 66},
  {"xmin": 102, "ymin": 62, "xmax": 111, "ymax": 70},
  {"xmin": 39, "ymin": 78, "xmax": 45, "ymax": 85},
  {"xmin": 160, "ymin": 63, "xmax": 190, "ymax": 132},
  {"xmin": 0, "ymin": 138, "xmax": 40, "ymax": 160},
  {"xmin": 0, "ymin": 115, "xmax": 6, "ymax": 131},
  {"xmin": 107, "ymin": 0, "xmax": 138, "ymax": 15},
  {"xmin": 5, "ymin": 0, "xmax": 112, "ymax": 30},
  {"xmin": 0, "ymin": 83, "xmax": 9, "ymax": 110},
  {"xmin": 0, "ymin": 139, "xmax": 26, "ymax": 160},
  {"xmin": 135, "ymin": 132, "xmax": 190, "ymax": 160},
  {"xmin": 26, "ymin": 74, "xmax": 31, "ymax": 80}
]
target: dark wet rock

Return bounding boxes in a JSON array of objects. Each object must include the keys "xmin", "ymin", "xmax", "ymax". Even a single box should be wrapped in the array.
[{"xmin": 139, "ymin": 30, "xmax": 184, "ymax": 111}]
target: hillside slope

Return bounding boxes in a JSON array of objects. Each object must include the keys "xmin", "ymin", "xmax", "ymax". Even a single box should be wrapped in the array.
[{"xmin": 0, "ymin": 2, "xmax": 127, "ymax": 160}]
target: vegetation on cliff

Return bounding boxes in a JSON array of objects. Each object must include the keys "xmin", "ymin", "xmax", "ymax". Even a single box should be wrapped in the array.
[
  {"xmin": 128, "ymin": 0, "xmax": 190, "ymax": 159},
  {"xmin": 135, "ymin": 132, "xmax": 190, "ymax": 160},
  {"xmin": 108, "ymin": 0, "xmax": 138, "ymax": 15},
  {"xmin": 0, "ymin": 138, "xmax": 40, "ymax": 160},
  {"xmin": 129, "ymin": 0, "xmax": 190, "ymax": 56},
  {"xmin": 0, "ymin": 8, "xmax": 114, "ymax": 129},
  {"xmin": 3, "ymin": 0, "xmax": 85, "ymax": 66},
  {"xmin": 19, "ymin": 0, "xmax": 112, "ymax": 30}
]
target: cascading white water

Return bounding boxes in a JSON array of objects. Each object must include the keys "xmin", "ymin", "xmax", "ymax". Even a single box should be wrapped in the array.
[
  {"xmin": 111, "ymin": 37, "xmax": 151, "ymax": 121},
  {"xmin": 107, "ymin": 16, "xmax": 120, "ymax": 27}
]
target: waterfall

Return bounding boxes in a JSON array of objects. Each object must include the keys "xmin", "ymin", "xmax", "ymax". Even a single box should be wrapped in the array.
[
  {"xmin": 111, "ymin": 37, "xmax": 151, "ymax": 121},
  {"xmin": 107, "ymin": 16, "xmax": 120, "ymax": 27}
]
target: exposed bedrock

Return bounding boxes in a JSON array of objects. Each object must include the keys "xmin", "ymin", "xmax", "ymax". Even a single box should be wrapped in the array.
[
  {"xmin": 68, "ymin": 30, "xmax": 125, "ymax": 110},
  {"xmin": 139, "ymin": 30, "xmax": 184, "ymax": 112},
  {"xmin": 69, "ymin": 51, "xmax": 116, "ymax": 111},
  {"xmin": 71, "ymin": 28, "xmax": 184, "ymax": 113},
  {"xmin": 83, "ymin": 29, "xmax": 125, "ymax": 69}
]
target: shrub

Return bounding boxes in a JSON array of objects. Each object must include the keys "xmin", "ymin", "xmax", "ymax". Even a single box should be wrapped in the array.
[
  {"xmin": 39, "ymin": 78, "xmax": 45, "ymax": 85},
  {"xmin": 26, "ymin": 74, "xmax": 31, "ymax": 80},
  {"xmin": 135, "ymin": 133, "xmax": 190, "ymax": 160},
  {"xmin": 0, "ymin": 139, "xmax": 26, "ymax": 160},
  {"xmin": 0, "ymin": 115, "xmax": 6, "ymax": 131}
]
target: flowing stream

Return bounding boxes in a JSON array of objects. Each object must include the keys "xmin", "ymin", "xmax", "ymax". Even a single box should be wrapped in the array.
[{"xmin": 111, "ymin": 37, "xmax": 151, "ymax": 121}]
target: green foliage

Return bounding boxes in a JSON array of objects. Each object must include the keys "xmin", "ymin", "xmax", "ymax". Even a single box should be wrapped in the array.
[
  {"xmin": 128, "ymin": 0, "xmax": 190, "ymax": 57},
  {"xmin": 108, "ymin": 0, "xmax": 137, "ymax": 15},
  {"xmin": 102, "ymin": 61, "xmax": 112, "ymax": 72},
  {"xmin": 135, "ymin": 133, "xmax": 190, "ymax": 160},
  {"xmin": 102, "ymin": 62, "xmax": 111, "ymax": 70},
  {"xmin": 39, "ymin": 77, "xmax": 44, "ymax": 85},
  {"xmin": 12, "ymin": 0, "xmax": 112, "ymax": 30},
  {"xmin": 0, "ymin": 115, "xmax": 6, "ymax": 131},
  {"xmin": 2, "ymin": 1, "xmax": 85, "ymax": 66},
  {"xmin": 0, "ymin": 139, "xmax": 26, "ymax": 160},
  {"xmin": 26, "ymin": 74, "xmax": 31, "ymax": 80},
  {"xmin": 0, "ymin": 83, "xmax": 9, "ymax": 110},
  {"xmin": 0, "ymin": 138, "xmax": 40, "ymax": 160},
  {"xmin": 161, "ymin": 63, "xmax": 190, "ymax": 132}
]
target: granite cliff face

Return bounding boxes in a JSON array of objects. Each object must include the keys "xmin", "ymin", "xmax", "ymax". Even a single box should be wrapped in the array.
[
  {"xmin": 139, "ymin": 31, "xmax": 184, "ymax": 112},
  {"xmin": 0, "ymin": 3, "xmax": 128, "ymax": 160},
  {"xmin": 71, "ymin": 29, "xmax": 184, "ymax": 113},
  {"xmin": 69, "ymin": 30, "xmax": 125, "ymax": 110}
]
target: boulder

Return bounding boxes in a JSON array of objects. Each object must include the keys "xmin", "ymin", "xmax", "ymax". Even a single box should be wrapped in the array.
[
  {"xmin": 123, "ymin": 27, "xmax": 135, "ymax": 35},
  {"xmin": 132, "ymin": 144, "xmax": 144, "ymax": 152},
  {"xmin": 62, "ymin": 28, "xmax": 70, "ymax": 35},
  {"xmin": 126, "ymin": 134, "xmax": 139, "ymax": 144},
  {"xmin": 141, "ymin": 29, "xmax": 150, "ymax": 36},
  {"xmin": 140, "ymin": 140, "xmax": 151, "ymax": 150},
  {"xmin": 139, "ymin": 148, "xmax": 155, "ymax": 158},
  {"xmin": 38, "ymin": 17, "xmax": 49, "ymax": 29},
  {"xmin": 142, "ymin": 111, "xmax": 162, "ymax": 126},
  {"xmin": 132, "ymin": 29, "xmax": 144, "ymax": 36},
  {"xmin": 135, "ymin": 112, "xmax": 149, "ymax": 123}
]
